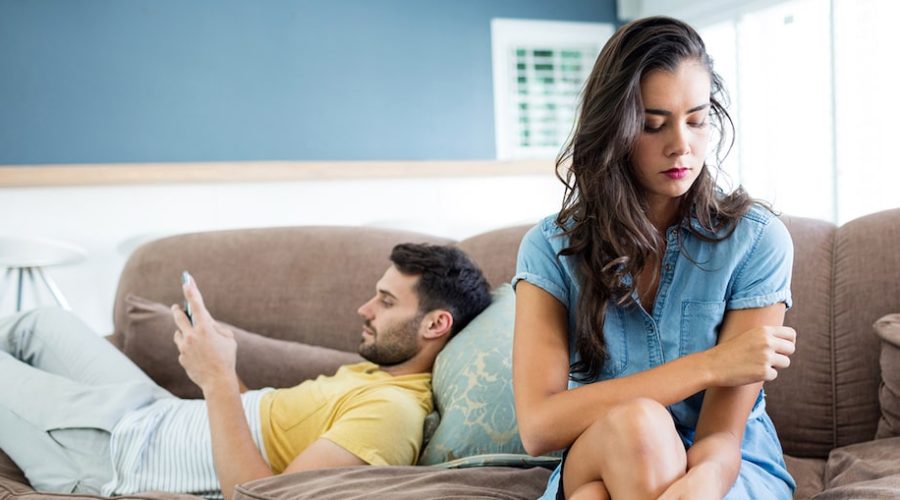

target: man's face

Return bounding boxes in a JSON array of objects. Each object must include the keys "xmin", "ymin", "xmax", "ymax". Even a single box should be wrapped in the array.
[{"xmin": 356, "ymin": 265, "xmax": 424, "ymax": 366}]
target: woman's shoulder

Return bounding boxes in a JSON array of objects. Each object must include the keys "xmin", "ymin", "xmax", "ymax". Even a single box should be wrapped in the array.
[
  {"xmin": 522, "ymin": 213, "xmax": 569, "ymax": 244},
  {"xmin": 688, "ymin": 202, "xmax": 785, "ymax": 241},
  {"xmin": 711, "ymin": 203, "xmax": 793, "ymax": 266},
  {"xmin": 739, "ymin": 202, "xmax": 780, "ymax": 226},
  {"xmin": 733, "ymin": 203, "xmax": 791, "ymax": 247},
  {"xmin": 517, "ymin": 214, "xmax": 576, "ymax": 267}
]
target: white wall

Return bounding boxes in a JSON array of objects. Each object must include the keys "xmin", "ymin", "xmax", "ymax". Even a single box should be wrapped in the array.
[{"xmin": 0, "ymin": 175, "xmax": 563, "ymax": 335}]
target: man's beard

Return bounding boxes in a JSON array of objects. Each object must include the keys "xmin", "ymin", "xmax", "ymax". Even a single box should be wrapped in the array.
[{"xmin": 358, "ymin": 314, "xmax": 421, "ymax": 366}]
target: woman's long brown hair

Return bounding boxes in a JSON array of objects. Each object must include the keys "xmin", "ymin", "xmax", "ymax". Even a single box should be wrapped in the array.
[{"xmin": 556, "ymin": 16, "xmax": 755, "ymax": 382}]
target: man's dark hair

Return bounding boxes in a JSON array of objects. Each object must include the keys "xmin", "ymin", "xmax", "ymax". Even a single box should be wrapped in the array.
[{"xmin": 389, "ymin": 243, "xmax": 492, "ymax": 337}]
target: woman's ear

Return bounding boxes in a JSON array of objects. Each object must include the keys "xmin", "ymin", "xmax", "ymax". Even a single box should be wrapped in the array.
[{"xmin": 423, "ymin": 310, "xmax": 454, "ymax": 340}]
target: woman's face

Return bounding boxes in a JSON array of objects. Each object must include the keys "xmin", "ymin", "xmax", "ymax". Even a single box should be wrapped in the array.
[{"xmin": 630, "ymin": 59, "xmax": 711, "ymax": 210}]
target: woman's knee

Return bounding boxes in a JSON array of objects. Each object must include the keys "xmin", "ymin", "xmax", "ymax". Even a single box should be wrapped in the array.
[
  {"xmin": 596, "ymin": 398, "xmax": 685, "ymax": 467},
  {"xmin": 604, "ymin": 398, "xmax": 672, "ymax": 436},
  {"xmin": 569, "ymin": 398, "xmax": 680, "ymax": 465}
]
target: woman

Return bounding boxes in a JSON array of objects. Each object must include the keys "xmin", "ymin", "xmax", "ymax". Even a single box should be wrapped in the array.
[{"xmin": 513, "ymin": 17, "xmax": 797, "ymax": 500}]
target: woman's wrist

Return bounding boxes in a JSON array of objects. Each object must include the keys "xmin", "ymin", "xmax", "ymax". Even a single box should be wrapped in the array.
[{"xmin": 688, "ymin": 349, "xmax": 719, "ymax": 389}]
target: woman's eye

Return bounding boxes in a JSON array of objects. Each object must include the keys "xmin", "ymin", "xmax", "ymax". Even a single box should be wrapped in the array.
[
  {"xmin": 643, "ymin": 124, "xmax": 664, "ymax": 133},
  {"xmin": 688, "ymin": 121, "xmax": 708, "ymax": 128}
]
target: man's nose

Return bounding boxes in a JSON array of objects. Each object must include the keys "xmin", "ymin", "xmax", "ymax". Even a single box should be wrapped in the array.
[{"xmin": 357, "ymin": 298, "xmax": 374, "ymax": 319}]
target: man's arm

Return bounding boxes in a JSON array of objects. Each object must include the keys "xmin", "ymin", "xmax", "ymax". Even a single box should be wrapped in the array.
[
  {"xmin": 282, "ymin": 438, "xmax": 366, "ymax": 472},
  {"xmin": 173, "ymin": 277, "xmax": 363, "ymax": 500}
]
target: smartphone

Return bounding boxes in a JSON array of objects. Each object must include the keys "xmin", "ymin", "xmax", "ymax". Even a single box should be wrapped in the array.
[{"xmin": 181, "ymin": 271, "xmax": 193, "ymax": 325}]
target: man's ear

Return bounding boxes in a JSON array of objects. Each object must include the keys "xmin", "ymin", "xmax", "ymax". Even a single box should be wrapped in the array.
[{"xmin": 422, "ymin": 310, "xmax": 453, "ymax": 340}]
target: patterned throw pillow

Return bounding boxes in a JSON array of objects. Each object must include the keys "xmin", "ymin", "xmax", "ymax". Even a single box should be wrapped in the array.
[{"xmin": 420, "ymin": 285, "xmax": 558, "ymax": 465}]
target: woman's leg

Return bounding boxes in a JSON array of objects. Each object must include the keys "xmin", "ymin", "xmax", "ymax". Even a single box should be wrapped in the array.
[{"xmin": 562, "ymin": 398, "xmax": 687, "ymax": 500}]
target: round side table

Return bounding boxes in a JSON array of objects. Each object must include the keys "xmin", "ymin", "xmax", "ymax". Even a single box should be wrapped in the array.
[{"xmin": 0, "ymin": 236, "xmax": 86, "ymax": 311}]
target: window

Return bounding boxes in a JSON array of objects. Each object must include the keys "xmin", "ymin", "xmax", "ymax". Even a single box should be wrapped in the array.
[
  {"xmin": 491, "ymin": 19, "xmax": 614, "ymax": 160},
  {"xmin": 695, "ymin": 0, "xmax": 900, "ymax": 223}
]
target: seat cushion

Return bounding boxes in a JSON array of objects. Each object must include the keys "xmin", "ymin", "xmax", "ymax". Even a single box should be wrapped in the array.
[
  {"xmin": 784, "ymin": 454, "xmax": 825, "ymax": 500},
  {"xmin": 822, "ymin": 436, "xmax": 900, "ymax": 495},
  {"xmin": 873, "ymin": 313, "xmax": 900, "ymax": 438}
]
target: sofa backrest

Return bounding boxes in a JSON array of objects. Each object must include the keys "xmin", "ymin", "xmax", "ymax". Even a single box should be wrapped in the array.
[
  {"xmin": 456, "ymin": 212, "xmax": 900, "ymax": 459},
  {"xmin": 114, "ymin": 209, "xmax": 900, "ymax": 459},
  {"xmin": 113, "ymin": 226, "xmax": 451, "ymax": 352},
  {"xmin": 831, "ymin": 209, "xmax": 900, "ymax": 448},
  {"xmin": 771, "ymin": 215, "xmax": 837, "ymax": 458}
]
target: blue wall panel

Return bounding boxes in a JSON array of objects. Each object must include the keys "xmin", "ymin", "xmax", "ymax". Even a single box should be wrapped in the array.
[{"xmin": 0, "ymin": 0, "xmax": 616, "ymax": 164}]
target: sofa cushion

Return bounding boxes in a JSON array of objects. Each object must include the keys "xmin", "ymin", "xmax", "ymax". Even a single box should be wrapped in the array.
[
  {"xmin": 420, "ymin": 285, "xmax": 546, "ymax": 465},
  {"xmin": 234, "ymin": 465, "xmax": 551, "ymax": 500},
  {"xmin": 0, "ymin": 448, "xmax": 198, "ymax": 499},
  {"xmin": 122, "ymin": 295, "xmax": 361, "ymax": 398},
  {"xmin": 822, "ymin": 436, "xmax": 900, "ymax": 497},
  {"xmin": 873, "ymin": 313, "xmax": 900, "ymax": 438},
  {"xmin": 783, "ymin": 454, "xmax": 825, "ymax": 500}
]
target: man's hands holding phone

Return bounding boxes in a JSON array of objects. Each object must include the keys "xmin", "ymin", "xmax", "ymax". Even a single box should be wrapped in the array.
[{"xmin": 172, "ymin": 272, "xmax": 240, "ymax": 395}]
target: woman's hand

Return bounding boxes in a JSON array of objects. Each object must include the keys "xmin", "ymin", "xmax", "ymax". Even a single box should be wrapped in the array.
[
  {"xmin": 658, "ymin": 461, "xmax": 722, "ymax": 500},
  {"xmin": 705, "ymin": 325, "xmax": 796, "ymax": 387},
  {"xmin": 172, "ymin": 274, "xmax": 239, "ymax": 394}
]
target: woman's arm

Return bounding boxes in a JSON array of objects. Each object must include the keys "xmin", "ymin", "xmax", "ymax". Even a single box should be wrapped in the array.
[
  {"xmin": 513, "ymin": 282, "xmax": 712, "ymax": 455},
  {"xmin": 661, "ymin": 304, "xmax": 791, "ymax": 498},
  {"xmin": 514, "ymin": 282, "xmax": 796, "ymax": 457}
]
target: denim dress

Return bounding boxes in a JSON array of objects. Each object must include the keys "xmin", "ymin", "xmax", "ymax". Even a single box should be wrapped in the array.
[{"xmin": 513, "ymin": 204, "xmax": 796, "ymax": 500}]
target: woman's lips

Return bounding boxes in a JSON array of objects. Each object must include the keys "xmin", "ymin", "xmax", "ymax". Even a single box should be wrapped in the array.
[{"xmin": 662, "ymin": 168, "xmax": 689, "ymax": 180}]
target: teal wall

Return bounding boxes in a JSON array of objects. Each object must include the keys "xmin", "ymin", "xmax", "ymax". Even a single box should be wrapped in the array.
[{"xmin": 0, "ymin": 0, "xmax": 616, "ymax": 164}]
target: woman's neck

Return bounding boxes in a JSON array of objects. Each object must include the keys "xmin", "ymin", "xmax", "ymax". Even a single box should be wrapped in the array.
[{"xmin": 646, "ymin": 195, "xmax": 682, "ymax": 234}]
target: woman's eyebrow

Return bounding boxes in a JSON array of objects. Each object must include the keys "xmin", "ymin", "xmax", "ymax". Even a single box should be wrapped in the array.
[{"xmin": 644, "ymin": 103, "xmax": 710, "ymax": 116}]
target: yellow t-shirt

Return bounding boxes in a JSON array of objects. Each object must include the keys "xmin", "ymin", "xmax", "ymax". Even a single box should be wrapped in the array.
[{"xmin": 259, "ymin": 362, "xmax": 433, "ymax": 472}]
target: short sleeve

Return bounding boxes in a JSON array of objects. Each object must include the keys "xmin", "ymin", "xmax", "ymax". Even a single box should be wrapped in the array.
[
  {"xmin": 321, "ymin": 388, "xmax": 425, "ymax": 466},
  {"xmin": 727, "ymin": 216, "xmax": 794, "ymax": 311},
  {"xmin": 512, "ymin": 220, "xmax": 569, "ymax": 307}
]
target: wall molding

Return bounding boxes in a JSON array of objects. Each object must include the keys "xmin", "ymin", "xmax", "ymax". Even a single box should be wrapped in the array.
[{"xmin": 0, "ymin": 160, "xmax": 555, "ymax": 187}]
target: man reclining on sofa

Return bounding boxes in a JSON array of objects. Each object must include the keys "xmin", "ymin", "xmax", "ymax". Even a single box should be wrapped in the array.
[{"xmin": 0, "ymin": 243, "xmax": 492, "ymax": 500}]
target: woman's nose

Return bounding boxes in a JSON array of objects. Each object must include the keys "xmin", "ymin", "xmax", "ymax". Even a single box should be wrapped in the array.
[{"xmin": 665, "ymin": 125, "xmax": 691, "ymax": 157}]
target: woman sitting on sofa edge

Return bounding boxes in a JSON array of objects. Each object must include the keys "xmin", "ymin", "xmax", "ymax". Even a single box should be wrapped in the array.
[{"xmin": 513, "ymin": 16, "xmax": 798, "ymax": 500}]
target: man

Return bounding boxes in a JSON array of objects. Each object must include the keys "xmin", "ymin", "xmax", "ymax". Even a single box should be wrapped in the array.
[{"xmin": 0, "ymin": 243, "xmax": 492, "ymax": 500}]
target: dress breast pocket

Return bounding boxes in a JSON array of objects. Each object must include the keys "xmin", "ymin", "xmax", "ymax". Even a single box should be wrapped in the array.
[{"xmin": 680, "ymin": 300, "xmax": 726, "ymax": 357}]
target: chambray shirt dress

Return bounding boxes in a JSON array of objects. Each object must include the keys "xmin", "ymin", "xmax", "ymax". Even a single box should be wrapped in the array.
[{"xmin": 512, "ymin": 205, "xmax": 796, "ymax": 500}]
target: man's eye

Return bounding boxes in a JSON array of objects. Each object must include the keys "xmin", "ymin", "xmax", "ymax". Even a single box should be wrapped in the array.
[{"xmin": 381, "ymin": 299, "xmax": 393, "ymax": 307}]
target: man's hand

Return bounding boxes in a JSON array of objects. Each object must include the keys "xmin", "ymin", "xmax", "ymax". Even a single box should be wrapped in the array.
[
  {"xmin": 704, "ymin": 325, "xmax": 796, "ymax": 387},
  {"xmin": 172, "ymin": 274, "xmax": 239, "ymax": 393}
]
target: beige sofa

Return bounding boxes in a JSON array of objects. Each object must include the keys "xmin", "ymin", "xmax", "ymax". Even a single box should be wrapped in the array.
[{"xmin": 1, "ymin": 209, "xmax": 899, "ymax": 499}]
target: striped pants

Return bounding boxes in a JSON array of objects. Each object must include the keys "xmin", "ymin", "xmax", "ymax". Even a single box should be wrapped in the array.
[{"xmin": 0, "ymin": 308, "xmax": 171, "ymax": 494}]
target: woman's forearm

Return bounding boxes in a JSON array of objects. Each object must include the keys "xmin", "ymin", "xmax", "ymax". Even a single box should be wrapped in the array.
[
  {"xmin": 685, "ymin": 431, "xmax": 743, "ymax": 496},
  {"xmin": 518, "ymin": 349, "xmax": 716, "ymax": 456}
]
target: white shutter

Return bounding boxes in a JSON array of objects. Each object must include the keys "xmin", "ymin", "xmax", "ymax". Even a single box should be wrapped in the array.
[{"xmin": 491, "ymin": 19, "xmax": 614, "ymax": 160}]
